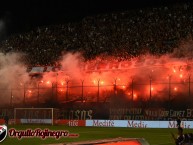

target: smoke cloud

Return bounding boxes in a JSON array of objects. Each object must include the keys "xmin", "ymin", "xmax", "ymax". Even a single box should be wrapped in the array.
[
  {"xmin": 0, "ymin": 52, "xmax": 30, "ymax": 105},
  {"xmin": 0, "ymin": 39, "xmax": 193, "ymax": 107}
]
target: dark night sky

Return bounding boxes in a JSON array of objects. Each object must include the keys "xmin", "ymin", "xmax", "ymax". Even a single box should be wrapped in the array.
[{"xmin": 0, "ymin": 0, "xmax": 190, "ymax": 41}]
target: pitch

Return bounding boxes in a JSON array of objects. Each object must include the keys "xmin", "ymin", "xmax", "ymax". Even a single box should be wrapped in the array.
[{"xmin": 1, "ymin": 125, "xmax": 191, "ymax": 145}]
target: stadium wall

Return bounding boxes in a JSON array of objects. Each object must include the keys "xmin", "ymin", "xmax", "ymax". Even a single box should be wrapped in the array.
[
  {"xmin": 1, "ymin": 119, "xmax": 192, "ymax": 128},
  {"xmin": 85, "ymin": 120, "xmax": 192, "ymax": 128},
  {"xmin": 2, "ymin": 107, "xmax": 193, "ymax": 121}
]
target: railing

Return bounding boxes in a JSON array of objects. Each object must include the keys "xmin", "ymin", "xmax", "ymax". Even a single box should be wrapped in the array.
[{"xmin": 0, "ymin": 77, "xmax": 193, "ymax": 108}]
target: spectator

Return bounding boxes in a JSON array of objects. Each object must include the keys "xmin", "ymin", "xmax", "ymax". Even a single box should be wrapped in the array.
[
  {"xmin": 177, "ymin": 117, "xmax": 181, "ymax": 128},
  {"xmin": 171, "ymin": 127, "xmax": 184, "ymax": 145},
  {"xmin": 0, "ymin": 2, "xmax": 193, "ymax": 65}
]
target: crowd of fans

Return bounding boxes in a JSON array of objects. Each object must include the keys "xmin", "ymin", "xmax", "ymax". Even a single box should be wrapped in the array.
[{"xmin": 0, "ymin": 2, "xmax": 193, "ymax": 65}]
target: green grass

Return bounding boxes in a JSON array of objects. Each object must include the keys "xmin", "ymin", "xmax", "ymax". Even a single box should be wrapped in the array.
[{"xmin": 1, "ymin": 125, "xmax": 192, "ymax": 145}]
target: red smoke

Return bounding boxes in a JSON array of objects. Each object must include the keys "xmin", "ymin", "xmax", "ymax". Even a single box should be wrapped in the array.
[
  {"xmin": 1, "ymin": 39, "xmax": 193, "ymax": 106},
  {"xmin": 37, "ymin": 53, "xmax": 191, "ymax": 103}
]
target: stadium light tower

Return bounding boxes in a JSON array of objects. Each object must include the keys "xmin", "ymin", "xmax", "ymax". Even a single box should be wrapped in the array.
[
  {"xmin": 55, "ymin": 73, "xmax": 58, "ymax": 102},
  {"xmin": 168, "ymin": 75, "xmax": 172, "ymax": 108},
  {"xmin": 114, "ymin": 78, "xmax": 117, "ymax": 96},
  {"xmin": 97, "ymin": 79, "xmax": 100, "ymax": 102},
  {"xmin": 37, "ymin": 81, "xmax": 43, "ymax": 105},
  {"xmin": 66, "ymin": 80, "xmax": 69, "ymax": 101},
  {"xmin": 188, "ymin": 74, "xmax": 191, "ymax": 99},
  {"xmin": 131, "ymin": 77, "xmax": 134, "ymax": 102},
  {"xmin": 81, "ymin": 80, "xmax": 84, "ymax": 102},
  {"xmin": 149, "ymin": 75, "xmax": 152, "ymax": 101},
  {"xmin": 23, "ymin": 83, "xmax": 26, "ymax": 106}
]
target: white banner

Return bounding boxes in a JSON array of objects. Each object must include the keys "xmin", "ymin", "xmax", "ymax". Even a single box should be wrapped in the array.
[
  {"xmin": 86, "ymin": 120, "xmax": 193, "ymax": 128},
  {"xmin": 86, "ymin": 120, "xmax": 124, "ymax": 127},
  {"xmin": 20, "ymin": 119, "xmax": 52, "ymax": 124}
]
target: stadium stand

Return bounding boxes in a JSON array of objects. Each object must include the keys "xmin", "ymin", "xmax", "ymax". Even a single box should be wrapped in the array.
[{"xmin": 0, "ymin": 2, "xmax": 193, "ymax": 65}]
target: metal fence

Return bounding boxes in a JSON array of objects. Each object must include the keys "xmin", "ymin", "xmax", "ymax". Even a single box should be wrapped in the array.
[{"xmin": 0, "ymin": 77, "xmax": 193, "ymax": 108}]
